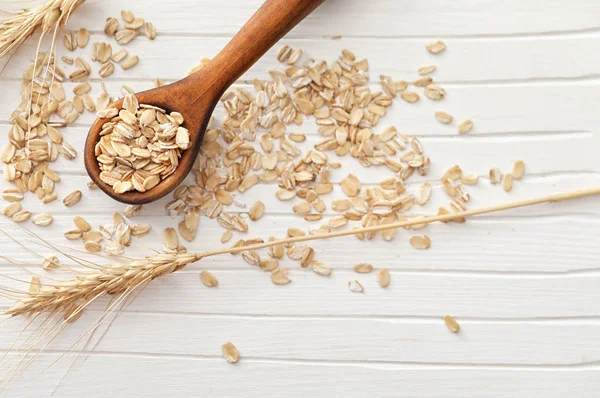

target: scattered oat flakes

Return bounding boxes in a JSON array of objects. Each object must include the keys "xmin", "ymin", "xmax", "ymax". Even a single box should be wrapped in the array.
[
  {"xmin": 426, "ymin": 40, "xmax": 446, "ymax": 54},
  {"xmin": 163, "ymin": 228, "xmax": 179, "ymax": 253},
  {"xmin": 111, "ymin": 48, "xmax": 128, "ymax": 63},
  {"xmin": 259, "ymin": 257, "xmax": 278, "ymax": 272},
  {"xmin": 435, "ymin": 111, "xmax": 453, "ymax": 124},
  {"xmin": 63, "ymin": 190, "xmax": 82, "ymax": 207},
  {"xmin": 377, "ymin": 268, "xmax": 390, "ymax": 288},
  {"xmin": 124, "ymin": 204, "xmax": 143, "ymax": 218},
  {"xmin": 444, "ymin": 315, "xmax": 460, "ymax": 333},
  {"xmin": 41, "ymin": 255, "xmax": 59, "ymax": 270},
  {"xmin": 64, "ymin": 229, "xmax": 82, "ymax": 240},
  {"xmin": 84, "ymin": 241, "xmax": 102, "ymax": 253},
  {"xmin": 311, "ymin": 260, "xmax": 332, "ymax": 276},
  {"xmin": 418, "ymin": 65, "xmax": 437, "ymax": 75},
  {"xmin": 3, "ymin": 188, "xmax": 24, "ymax": 202},
  {"xmin": 200, "ymin": 270, "xmax": 218, "ymax": 287},
  {"xmin": 354, "ymin": 263, "xmax": 373, "ymax": 273},
  {"xmin": 271, "ymin": 268, "xmax": 291, "ymax": 285},
  {"xmin": 502, "ymin": 173, "xmax": 513, "ymax": 192},
  {"xmin": 410, "ymin": 235, "xmax": 431, "ymax": 249},
  {"xmin": 73, "ymin": 216, "xmax": 91, "ymax": 232},
  {"xmin": 458, "ymin": 119, "xmax": 473, "ymax": 134},
  {"xmin": 293, "ymin": 202, "xmax": 311, "ymax": 215},
  {"xmin": 288, "ymin": 48, "xmax": 303, "ymax": 65},
  {"xmin": 341, "ymin": 174, "xmax": 361, "ymax": 197},
  {"xmin": 461, "ymin": 173, "xmax": 479, "ymax": 186},
  {"xmin": 121, "ymin": 54, "xmax": 139, "ymax": 70},
  {"xmin": 121, "ymin": 10, "xmax": 134, "ymax": 23},
  {"xmin": 348, "ymin": 280, "xmax": 364, "ymax": 293},
  {"xmin": 401, "ymin": 91, "xmax": 420, "ymax": 103},
  {"xmin": 249, "ymin": 201, "xmax": 265, "ymax": 221},
  {"xmin": 221, "ymin": 230, "xmax": 233, "ymax": 243},
  {"xmin": 512, "ymin": 160, "xmax": 525, "ymax": 180},
  {"xmin": 104, "ymin": 17, "xmax": 119, "ymax": 35},
  {"xmin": 144, "ymin": 22, "xmax": 156, "ymax": 40},
  {"xmin": 489, "ymin": 168, "xmax": 502, "ymax": 185},
  {"xmin": 222, "ymin": 342, "xmax": 240, "ymax": 363},
  {"xmin": 131, "ymin": 224, "xmax": 151, "ymax": 238},
  {"xmin": 2, "ymin": 202, "xmax": 21, "ymax": 217},
  {"xmin": 418, "ymin": 182, "xmax": 432, "ymax": 206},
  {"xmin": 178, "ymin": 221, "xmax": 196, "ymax": 242},
  {"xmin": 424, "ymin": 84, "xmax": 446, "ymax": 100},
  {"xmin": 116, "ymin": 29, "xmax": 137, "ymax": 45},
  {"xmin": 12, "ymin": 210, "xmax": 31, "ymax": 223},
  {"xmin": 29, "ymin": 275, "xmax": 41, "ymax": 294},
  {"xmin": 32, "ymin": 213, "xmax": 53, "ymax": 226},
  {"xmin": 77, "ymin": 28, "xmax": 90, "ymax": 48}
]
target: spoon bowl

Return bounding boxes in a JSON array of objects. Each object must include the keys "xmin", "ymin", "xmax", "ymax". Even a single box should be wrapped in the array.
[
  {"xmin": 84, "ymin": 0, "xmax": 326, "ymax": 204},
  {"xmin": 84, "ymin": 68, "xmax": 219, "ymax": 204}
]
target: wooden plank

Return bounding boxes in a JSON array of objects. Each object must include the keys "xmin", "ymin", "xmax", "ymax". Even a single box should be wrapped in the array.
[
  {"xmin": 8, "ymin": 169, "xmax": 600, "ymax": 217},
  {"xmin": 1, "ymin": 78, "xmax": 598, "ymax": 136},
  {"xmin": 3, "ymin": 313, "xmax": 599, "ymax": 365},
  {"xmin": 0, "ymin": 212, "xmax": 599, "ymax": 273},
  {"xmin": 100, "ymin": 270, "xmax": 600, "ymax": 318},
  {"xmin": 2, "ymin": 265, "xmax": 599, "ymax": 318},
  {"xmin": 64, "ymin": 0, "xmax": 600, "ymax": 37},
  {"xmin": 6, "ymin": 33, "xmax": 600, "ymax": 81},
  {"xmin": 1, "ymin": 122, "xmax": 598, "ymax": 176},
  {"xmin": 5, "ymin": 353, "xmax": 600, "ymax": 398}
]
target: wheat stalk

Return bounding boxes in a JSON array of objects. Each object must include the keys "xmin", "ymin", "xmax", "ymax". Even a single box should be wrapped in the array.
[
  {"xmin": 0, "ymin": 0, "xmax": 84, "ymax": 60},
  {"xmin": 5, "ymin": 186, "xmax": 600, "ymax": 319}
]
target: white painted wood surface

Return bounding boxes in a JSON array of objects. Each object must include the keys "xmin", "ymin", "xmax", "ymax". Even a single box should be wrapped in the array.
[{"xmin": 1, "ymin": 0, "xmax": 600, "ymax": 396}]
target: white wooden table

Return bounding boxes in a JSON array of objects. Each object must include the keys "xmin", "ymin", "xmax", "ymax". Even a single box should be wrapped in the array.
[{"xmin": 1, "ymin": 0, "xmax": 600, "ymax": 396}]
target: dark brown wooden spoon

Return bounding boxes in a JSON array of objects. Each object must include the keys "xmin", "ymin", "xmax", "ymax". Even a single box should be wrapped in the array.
[{"xmin": 84, "ymin": 0, "xmax": 326, "ymax": 204}]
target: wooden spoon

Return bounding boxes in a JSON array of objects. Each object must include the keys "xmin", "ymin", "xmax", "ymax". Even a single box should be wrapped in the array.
[{"xmin": 84, "ymin": 0, "xmax": 326, "ymax": 204}]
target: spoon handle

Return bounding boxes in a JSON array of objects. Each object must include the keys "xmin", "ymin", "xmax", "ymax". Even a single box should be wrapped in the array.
[{"xmin": 199, "ymin": 0, "xmax": 326, "ymax": 91}]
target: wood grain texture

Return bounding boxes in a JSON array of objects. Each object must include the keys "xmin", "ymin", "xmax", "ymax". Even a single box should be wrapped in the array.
[
  {"xmin": 6, "ymin": 312, "xmax": 600, "ymax": 365},
  {"xmin": 66, "ymin": 0, "xmax": 600, "ymax": 36},
  {"xmin": 4, "ymin": 353, "xmax": 600, "ymax": 398},
  {"xmin": 0, "ymin": 0, "xmax": 599, "ymax": 396},
  {"xmin": 6, "ymin": 34, "xmax": 600, "ymax": 82}
]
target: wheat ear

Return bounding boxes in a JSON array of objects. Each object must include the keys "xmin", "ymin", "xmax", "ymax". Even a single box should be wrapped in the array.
[
  {"xmin": 5, "ymin": 186, "xmax": 600, "ymax": 319},
  {"xmin": 0, "ymin": 0, "xmax": 84, "ymax": 60}
]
